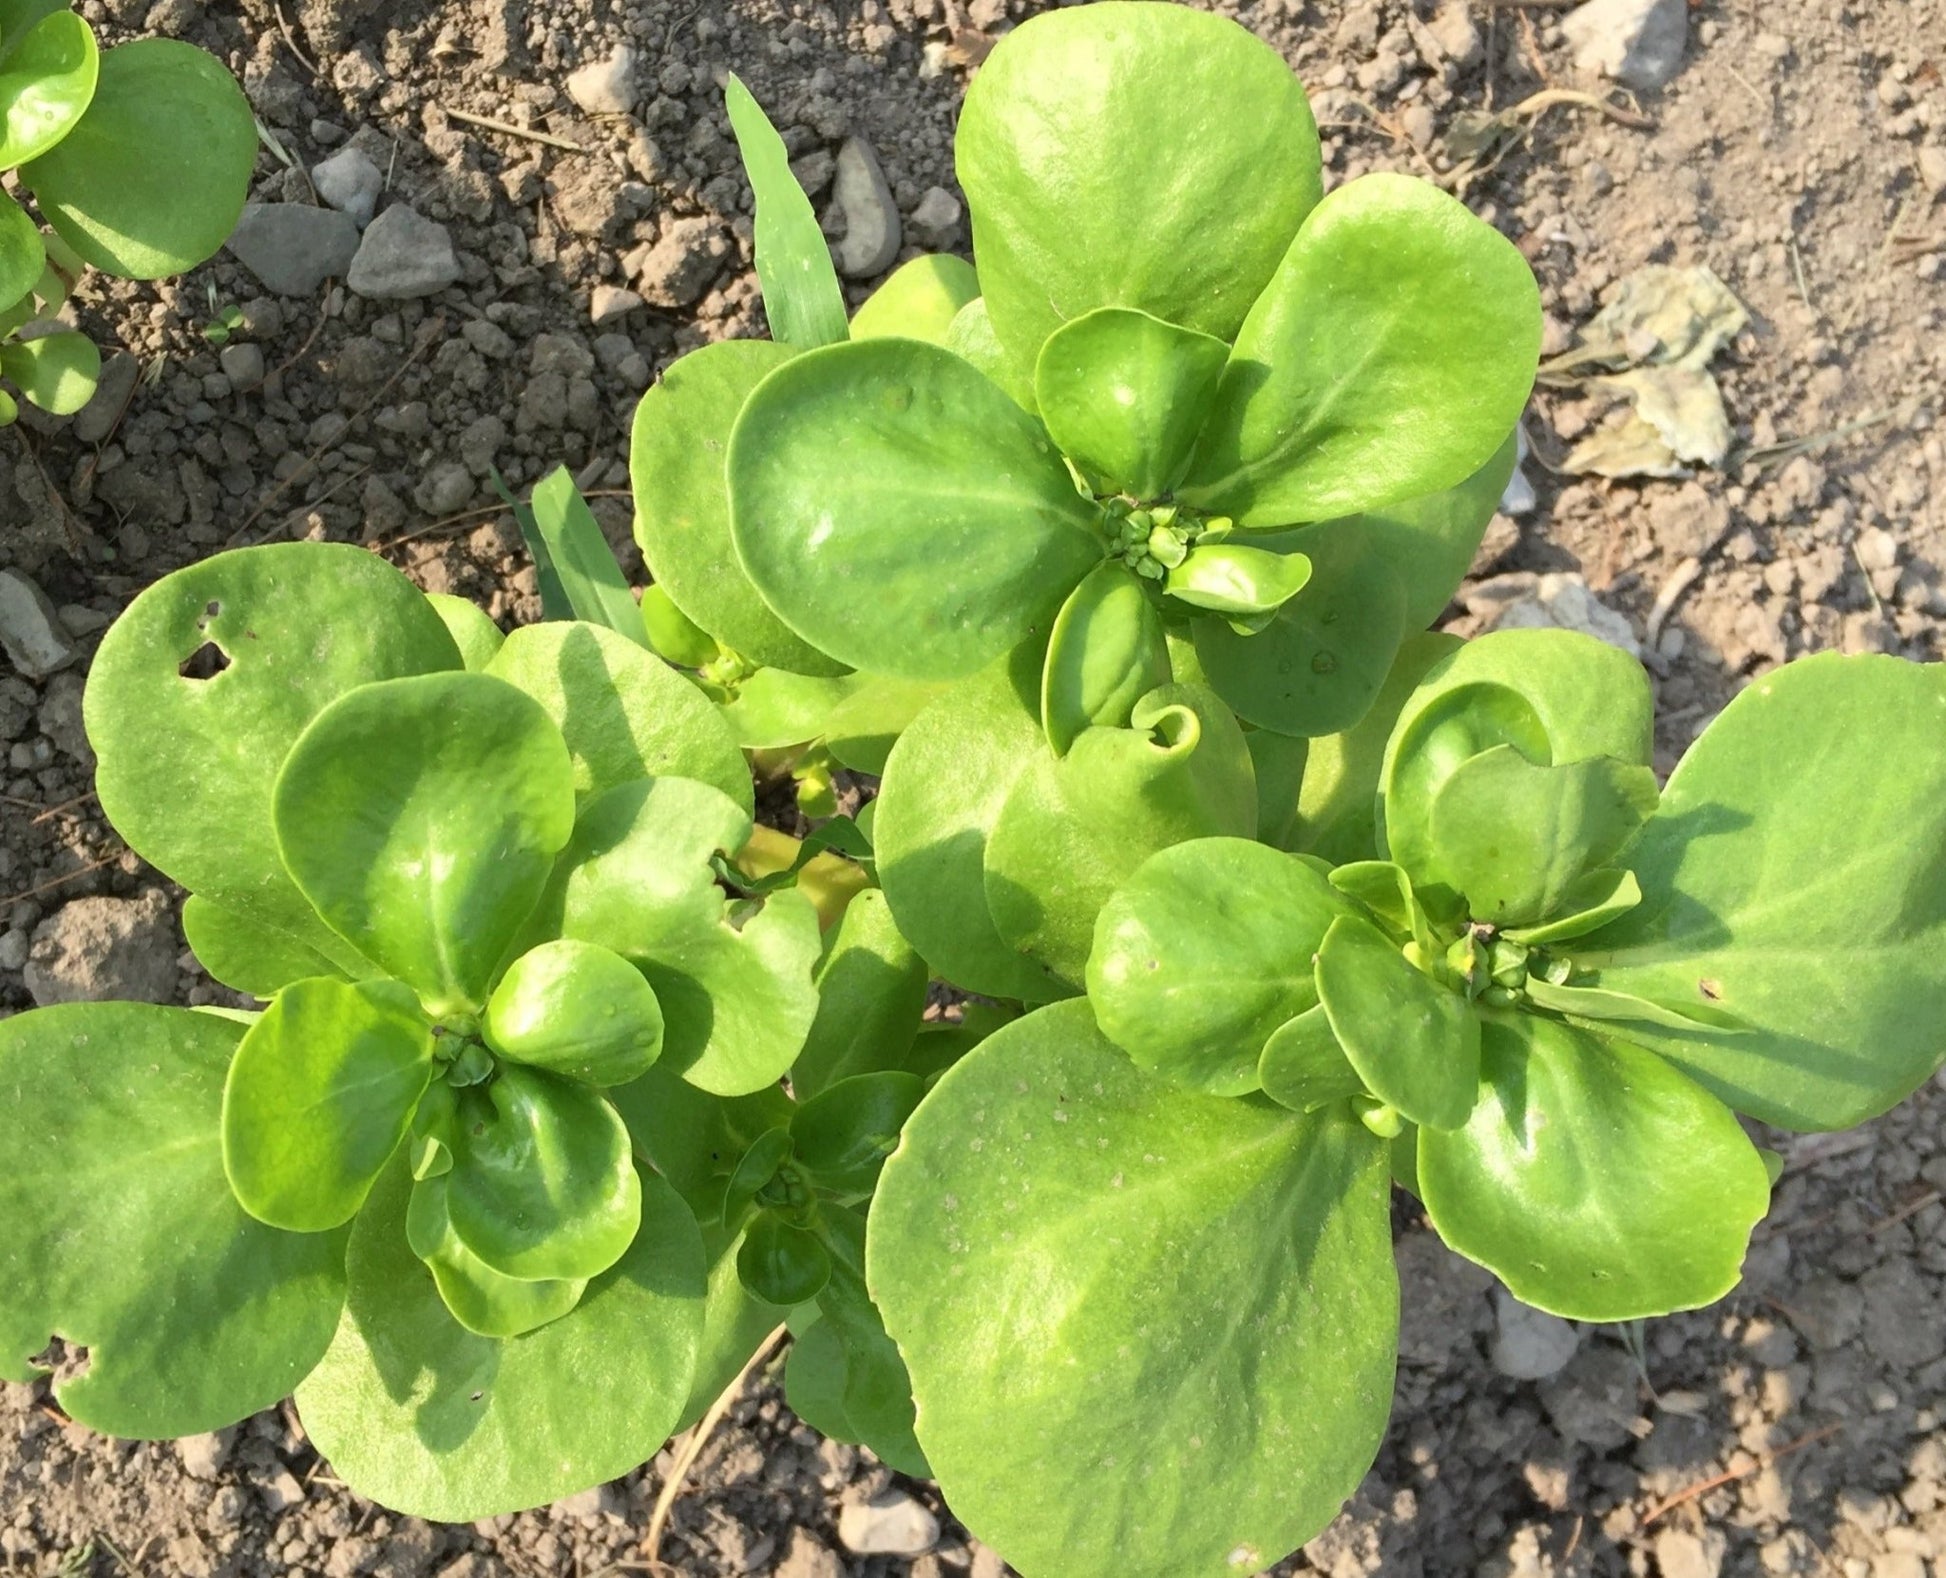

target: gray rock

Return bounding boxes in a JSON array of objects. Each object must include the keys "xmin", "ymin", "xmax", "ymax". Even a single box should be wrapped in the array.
[
  {"xmin": 1490, "ymin": 1287, "xmax": 1582, "ymax": 1380},
  {"xmin": 566, "ymin": 46, "xmax": 639, "ymax": 115},
  {"xmin": 24, "ymin": 891, "xmax": 180, "ymax": 1007},
  {"xmin": 72, "ymin": 351, "xmax": 139, "ymax": 444},
  {"xmin": 1859, "ymin": 1259, "xmax": 1946, "ymax": 1370},
  {"xmin": 414, "ymin": 460, "xmax": 475, "ymax": 516},
  {"xmin": 177, "ymin": 1430, "xmax": 234, "ymax": 1481},
  {"xmin": 0, "ymin": 570, "xmax": 76, "ymax": 678},
  {"xmin": 311, "ymin": 145, "xmax": 384, "ymax": 228},
  {"xmin": 550, "ymin": 1484, "xmax": 615, "ymax": 1519},
  {"xmin": 347, "ymin": 205, "xmax": 461, "ymax": 301},
  {"xmin": 1562, "ymin": 0, "xmax": 1688, "ymax": 91},
  {"xmin": 907, "ymin": 184, "xmax": 964, "ymax": 250},
  {"xmin": 218, "ymin": 341, "xmax": 265, "ymax": 388},
  {"xmin": 36, "ymin": 671, "xmax": 90, "ymax": 766},
  {"xmin": 225, "ymin": 202, "xmax": 361, "ymax": 296},
  {"xmin": 1537, "ymin": 1344, "xmax": 1641, "ymax": 1450},
  {"xmin": 0, "ymin": 929, "xmax": 28, "ymax": 972},
  {"xmin": 590, "ymin": 283, "xmax": 644, "ymax": 324},
  {"xmin": 260, "ymin": 1468, "xmax": 306, "ymax": 1515},
  {"xmin": 831, "ymin": 137, "xmax": 902, "ymax": 278},
  {"xmin": 775, "ymin": 1531, "xmax": 843, "ymax": 1578},
  {"xmin": 837, "ymin": 1490, "xmax": 939, "ymax": 1556},
  {"xmin": 635, "ymin": 217, "xmax": 729, "ymax": 308}
]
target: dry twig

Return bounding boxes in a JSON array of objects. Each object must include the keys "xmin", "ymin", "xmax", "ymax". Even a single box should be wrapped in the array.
[
  {"xmin": 442, "ymin": 105, "xmax": 586, "ymax": 153},
  {"xmin": 1640, "ymin": 1423, "xmax": 1844, "ymax": 1527}
]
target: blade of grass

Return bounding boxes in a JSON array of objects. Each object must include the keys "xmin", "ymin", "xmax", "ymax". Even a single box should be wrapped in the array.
[
  {"xmin": 725, "ymin": 74, "xmax": 849, "ymax": 349},
  {"xmin": 491, "ymin": 466, "xmax": 572, "ymax": 623},
  {"xmin": 526, "ymin": 465, "xmax": 650, "ymax": 646}
]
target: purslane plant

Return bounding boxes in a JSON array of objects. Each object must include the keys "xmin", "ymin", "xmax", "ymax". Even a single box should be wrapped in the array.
[
  {"xmin": 0, "ymin": 542, "xmax": 875, "ymax": 1519},
  {"xmin": 867, "ymin": 638, "xmax": 1946, "ymax": 1578},
  {"xmin": 1, "ymin": 2, "xmax": 254, "ymax": 424}
]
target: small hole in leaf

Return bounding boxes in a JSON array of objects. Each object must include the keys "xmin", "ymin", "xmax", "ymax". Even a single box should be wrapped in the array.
[
  {"xmin": 179, "ymin": 643, "xmax": 231, "ymax": 681},
  {"xmin": 205, "ymin": 600, "xmax": 221, "ymax": 617}
]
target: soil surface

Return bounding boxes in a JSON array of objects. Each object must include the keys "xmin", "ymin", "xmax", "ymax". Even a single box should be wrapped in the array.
[{"xmin": 5, "ymin": 0, "xmax": 1946, "ymax": 1573}]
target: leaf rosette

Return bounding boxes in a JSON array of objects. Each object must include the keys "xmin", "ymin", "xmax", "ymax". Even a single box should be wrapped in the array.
[{"xmin": 0, "ymin": 543, "xmax": 830, "ymax": 1518}]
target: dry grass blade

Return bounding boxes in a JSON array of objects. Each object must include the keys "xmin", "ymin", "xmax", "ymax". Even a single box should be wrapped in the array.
[
  {"xmin": 442, "ymin": 106, "xmax": 586, "ymax": 153},
  {"xmin": 1640, "ymin": 1423, "xmax": 1844, "ymax": 1527}
]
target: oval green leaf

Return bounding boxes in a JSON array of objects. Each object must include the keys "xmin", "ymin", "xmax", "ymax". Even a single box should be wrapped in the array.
[
  {"xmin": 484, "ymin": 938, "xmax": 665, "ymax": 1087},
  {"xmin": 1572, "ymin": 654, "xmax": 1946, "ymax": 1130},
  {"xmin": 850, "ymin": 253, "xmax": 980, "ymax": 344},
  {"xmin": 985, "ymin": 683, "xmax": 1259, "ymax": 990},
  {"xmin": 443, "ymin": 1067, "xmax": 641, "ymax": 1282},
  {"xmin": 868, "ymin": 999, "xmax": 1397, "ymax": 1578},
  {"xmin": 1087, "ymin": 837, "xmax": 1348, "ymax": 1096},
  {"xmin": 789, "ymin": 888, "xmax": 928, "ymax": 1102},
  {"xmin": 0, "ymin": 1004, "xmax": 346, "ymax": 1437},
  {"xmin": 1315, "ymin": 912, "xmax": 1481, "ymax": 1132},
  {"xmin": 296, "ymin": 1160, "xmax": 704, "ymax": 1521},
  {"xmin": 737, "ymin": 1214, "xmax": 830, "ymax": 1307},
  {"xmin": 1182, "ymin": 172, "xmax": 1541, "ymax": 526},
  {"xmin": 1258, "ymin": 1003, "xmax": 1363, "ymax": 1113},
  {"xmin": 1040, "ymin": 560, "xmax": 1170, "ymax": 755},
  {"xmin": 425, "ymin": 592, "xmax": 504, "ymax": 671},
  {"xmin": 223, "ymin": 977, "xmax": 435, "ymax": 1233},
  {"xmin": 789, "ymin": 1071, "xmax": 925, "ymax": 1197},
  {"xmin": 485, "ymin": 619, "xmax": 751, "ymax": 815},
  {"xmin": 728, "ymin": 337, "xmax": 1104, "ymax": 680},
  {"xmin": 0, "ymin": 194, "xmax": 45, "ymax": 314},
  {"xmin": 1419, "ymin": 1014, "xmax": 1771, "ymax": 1321},
  {"xmin": 956, "ymin": 2, "xmax": 1322, "ymax": 371},
  {"xmin": 0, "ymin": 9, "xmax": 96, "ymax": 168},
  {"xmin": 23, "ymin": 37, "xmax": 254, "ymax": 278},
  {"xmin": 874, "ymin": 642, "xmax": 1063, "ymax": 1001},
  {"xmin": 274, "ymin": 672, "xmax": 576, "ymax": 1017},
  {"xmin": 943, "ymin": 295, "xmax": 1036, "ymax": 411},
  {"xmin": 630, "ymin": 339, "xmax": 846, "ymax": 674},
  {"xmin": 404, "ymin": 1171, "xmax": 587, "ymax": 1340},
  {"xmin": 1, "ymin": 325, "xmax": 99, "ymax": 413},
  {"xmin": 1033, "ymin": 306, "xmax": 1229, "ymax": 498},
  {"xmin": 85, "ymin": 543, "xmax": 462, "ymax": 975},
  {"xmin": 181, "ymin": 893, "xmax": 349, "ymax": 999}
]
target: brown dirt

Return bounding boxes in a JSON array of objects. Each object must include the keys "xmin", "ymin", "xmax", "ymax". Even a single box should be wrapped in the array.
[{"xmin": 4, "ymin": 0, "xmax": 1945, "ymax": 1573}]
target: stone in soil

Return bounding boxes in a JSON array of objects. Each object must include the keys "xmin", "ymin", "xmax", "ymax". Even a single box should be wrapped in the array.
[
  {"xmin": 907, "ymin": 184, "xmax": 963, "ymax": 250},
  {"xmin": 634, "ymin": 216, "xmax": 729, "ymax": 308},
  {"xmin": 566, "ymin": 46, "xmax": 639, "ymax": 115},
  {"xmin": 224, "ymin": 202, "xmax": 362, "ymax": 296},
  {"xmin": 1489, "ymin": 1287, "xmax": 1582, "ymax": 1380},
  {"xmin": 837, "ymin": 1488, "xmax": 939, "ymax": 1555},
  {"xmin": 218, "ymin": 341, "xmax": 267, "ymax": 388},
  {"xmin": 831, "ymin": 137, "xmax": 902, "ymax": 278},
  {"xmin": 311, "ymin": 145, "xmax": 384, "ymax": 228},
  {"xmin": 24, "ymin": 891, "xmax": 180, "ymax": 1007},
  {"xmin": 346, "ymin": 204, "xmax": 461, "ymax": 300},
  {"xmin": 0, "ymin": 569, "xmax": 76, "ymax": 678},
  {"xmin": 1561, "ymin": 0, "xmax": 1689, "ymax": 91}
]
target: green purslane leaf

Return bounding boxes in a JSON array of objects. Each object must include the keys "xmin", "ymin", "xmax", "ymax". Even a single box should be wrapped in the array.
[
  {"xmin": 956, "ymin": 2, "xmax": 1322, "ymax": 372},
  {"xmin": 630, "ymin": 339, "xmax": 846, "ymax": 676},
  {"xmin": 1246, "ymin": 726, "xmax": 1309, "ymax": 849},
  {"xmin": 607, "ymin": 1062, "xmax": 793, "ymax": 1225},
  {"xmin": 424, "ymin": 593, "xmax": 505, "ymax": 672},
  {"xmin": 1293, "ymin": 632, "xmax": 1460, "ymax": 865},
  {"xmin": 1377, "ymin": 431, "xmax": 1521, "ymax": 632},
  {"xmin": 483, "ymin": 938, "xmax": 665, "ymax": 1087},
  {"xmin": 943, "ymin": 295, "xmax": 1036, "ymax": 411},
  {"xmin": 721, "ymin": 667, "xmax": 860, "ymax": 750},
  {"xmin": 1379, "ymin": 628, "xmax": 1654, "ymax": 887},
  {"xmin": 0, "ymin": 8, "xmax": 95, "ymax": 168},
  {"xmin": 868, "ymin": 999, "xmax": 1397, "ymax": 1578},
  {"xmin": 789, "ymin": 1071, "xmax": 925, "ymax": 1197},
  {"xmin": 728, "ymin": 337, "xmax": 1104, "ymax": 680},
  {"xmin": 1501, "ymin": 866, "xmax": 1642, "ymax": 946},
  {"xmin": 0, "ymin": 194, "xmax": 45, "ymax": 314},
  {"xmin": 402, "ymin": 1171, "xmax": 587, "ymax": 1340},
  {"xmin": 537, "ymin": 777, "xmax": 822, "ymax": 1095},
  {"xmin": 85, "ymin": 544, "xmax": 463, "ymax": 976},
  {"xmin": 296, "ymin": 1160, "xmax": 705, "ymax": 1521},
  {"xmin": 1087, "ymin": 837, "xmax": 1349, "ymax": 1096},
  {"xmin": 181, "ymin": 893, "xmax": 350, "ymax": 999},
  {"xmin": 1181, "ymin": 173, "xmax": 1541, "ymax": 527},
  {"xmin": 1192, "ymin": 520, "xmax": 1401, "ymax": 738},
  {"xmin": 724, "ymin": 73, "xmax": 849, "ymax": 350},
  {"xmin": 0, "ymin": 324, "xmax": 98, "ymax": 412},
  {"xmin": 1572, "ymin": 654, "xmax": 1946, "ymax": 1131},
  {"xmin": 789, "ymin": 888, "xmax": 929, "ymax": 1101},
  {"xmin": 274, "ymin": 671, "xmax": 576, "ymax": 1018},
  {"xmin": 723, "ymin": 1126, "xmax": 794, "ymax": 1226},
  {"xmin": 850, "ymin": 253, "xmax": 980, "ymax": 344},
  {"xmin": 1040, "ymin": 561, "xmax": 1170, "ymax": 756},
  {"xmin": 821, "ymin": 674, "xmax": 947, "ymax": 774},
  {"xmin": 1257, "ymin": 1004, "xmax": 1363, "ymax": 1114},
  {"xmin": 485, "ymin": 619, "xmax": 752, "ymax": 815},
  {"xmin": 1418, "ymin": 1014, "xmax": 1771, "ymax": 1321},
  {"xmin": 22, "ymin": 38, "xmax": 255, "ymax": 278},
  {"xmin": 984, "ymin": 683, "xmax": 1258, "ymax": 990},
  {"xmin": 1429, "ymin": 745, "xmax": 1660, "ymax": 928},
  {"xmin": 1033, "ymin": 307, "xmax": 1229, "ymax": 499},
  {"xmin": 1314, "ymin": 912, "xmax": 1480, "ymax": 1131},
  {"xmin": 0, "ymin": 1005, "xmax": 347, "ymax": 1437},
  {"xmin": 809, "ymin": 1205, "xmax": 929, "ymax": 1477},
  {"xmin": 222, "ymin": 977, "xmax": 435, "ymax": 1233},
  {"xmin": 737, "ymin": 1214, "xmax": 830, "ymax": 1306},
  {"xmin": 874, "ymin": 643, "xmax": 1062, "ymax": 1001},
  {"xmin": 672, "ymin": 1219, "xmax": 790, "ymax": 1432},
  {"xmin": 436, "ymin": 1066, "xmax": 641, "ymax": 1282},
  {"xmin": 1164, "ymin": 542, "xmax": 1312, "ymax": 620}
]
